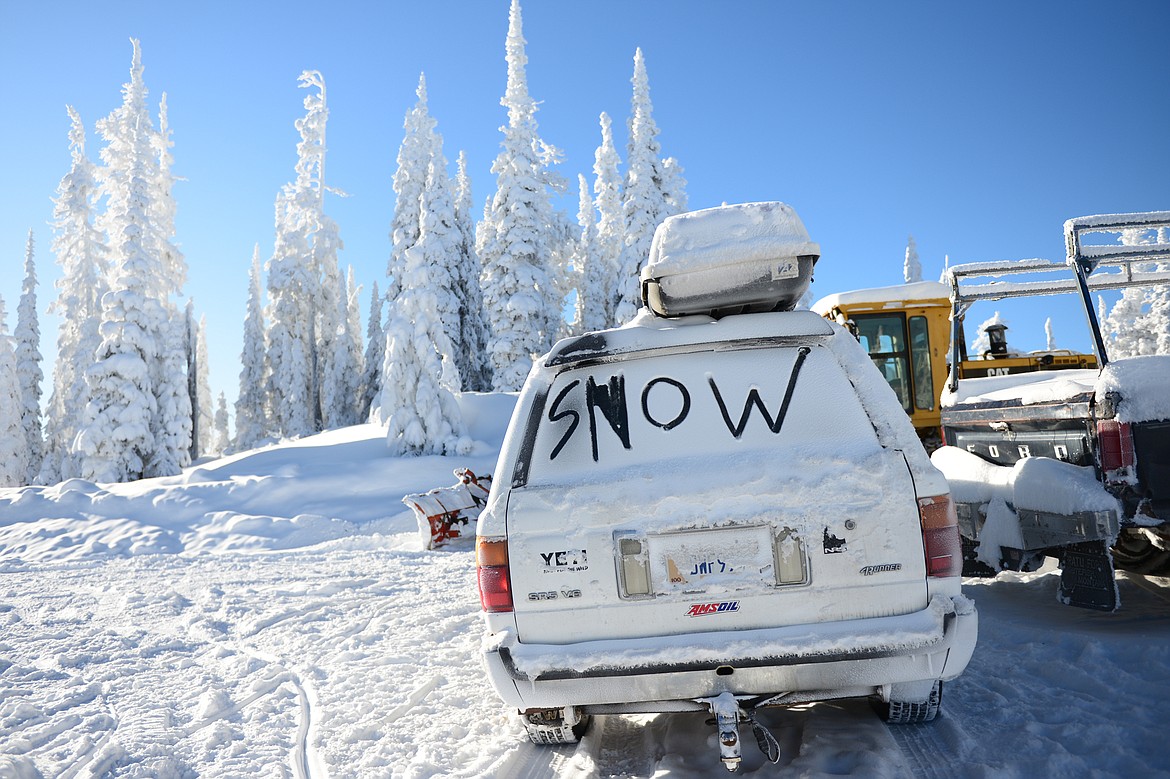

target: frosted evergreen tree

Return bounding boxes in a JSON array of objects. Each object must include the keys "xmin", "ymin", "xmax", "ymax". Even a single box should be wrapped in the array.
[
  {"xmin": 315, "ymin": 212, "xmax": 347, "ymax": 429},
  {"xmin": 1145, "ymin": 262, "xmax": 1170, "ymax": 356},
  {"xmin": 380, "ymin": 161, "xmax": 471, "ymax": 456},
  {"xmin": 572, "ymin": 173, "xmax": 600, "ymax": 333},
  {"xmin": 15, "ymin": 230, "xmax": 43, "ymax": 484},
  {"xmin": 660, "ymin": 156, "xmax": 688, "ymax": 215},
  {"xmin": 235, "ymin": 245, "xmax": 268, "ymax": 450},
  {"xmin": 186, "ymin": 304, "xmax": 213, "ymax": 459},
  {"xmin": 387, "ymin": 73, "xmax": 439, "ymax": 302},
  {"xmin": 80, "ymin": 39, "xmax": 182, "ymax": 482},
  {"xmin": 42, "ymin": 107, "xmax": 107, "ymax": 483},
  {"xmin": 1104, "ymin": 229, "xmax": 1157, "ymax": 358},
  {"xmin": 904, "ymin": 235, "xmax": 922, "ymax": 283},
  {"xmin": 592, "ymin": 111, "xmax": 624, "ymax": 328},
  {"xmin": 266, "ymin": 71, "xmax": 336, "ymax": 439},
  {"xmin": 0, "ymin": 296, "xmax": 28, "ymax": 488},
  {"xmin": 1045, "ymin": 317, "xmax": 1057, "ymax": 351},
  {"xmin": 479, "ymin": 0, "xmax": 565, "ymax": 390},
  {"xmin": 970, "ymin": 311, "xmax": 1006, "ymax": 357},
  {"xmin": 211, "ymin": 392, "xmax": 231, "ymax": 456},
  {"xmin": 357, "ymin": 281, "xmax": 385, "ymax": 421},
  {"xmin": 616, "ymin": 48, "xmax": 671, "ymax": 324},
  {"xmin": 453, "ymin": 151, "xmax": 491, "ymax": 392},
  {"xmin": 321, "ymin": 266, "xmax": 362, "ymax": 429}
]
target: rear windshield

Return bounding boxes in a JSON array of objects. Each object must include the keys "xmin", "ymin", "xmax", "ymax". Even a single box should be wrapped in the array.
[{"xmin": 522, "ymin": 343, "xmax": 881, "ymax": 486}]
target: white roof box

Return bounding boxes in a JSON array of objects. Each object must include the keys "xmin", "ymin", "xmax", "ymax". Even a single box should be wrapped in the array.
[{"xmin": 641, "ymin": 201, "xmax": 819, "ymax": 318}]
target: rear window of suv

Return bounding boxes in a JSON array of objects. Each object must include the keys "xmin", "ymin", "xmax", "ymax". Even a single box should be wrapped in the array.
[{"xmin": 522, "ymin": 343, "xmax": 881, "ymax": 486}]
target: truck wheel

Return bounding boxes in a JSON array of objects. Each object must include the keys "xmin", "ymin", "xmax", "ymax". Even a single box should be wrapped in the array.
[
  {"xmin": 1112, "ymin": 530, "xmax": 1170, "ymax": 576},
  {"xmin": 521, "ymin": 707, "xmax": 591, "ymax": 744},
  {"xmin": 960, "ymin": 535, "xmax": 997, "ymax": 578},
  {"xmin": 876, "ymin": 680, "xmax": 942, "ymax": 724}
]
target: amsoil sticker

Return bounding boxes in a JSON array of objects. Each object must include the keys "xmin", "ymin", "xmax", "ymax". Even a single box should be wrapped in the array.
[
  {"xmin": 686, "ymin": 601, "xmax": 740, "ymax": 617},
  {"xmin": 539, "ymin": 549, "xmax": 588, "ymax": 573}
]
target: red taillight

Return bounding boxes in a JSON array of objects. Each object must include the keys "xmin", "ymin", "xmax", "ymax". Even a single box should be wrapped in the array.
[
  {"xmin": 1097, "ymin": 420, "xmax": 1134, "ymax": 476},
  {"xmin": 918, "ymin": 495, "xmax": 962, "ymax": 578},
  {"xmin": 476, "ymin": 537, "xmax": 513, "ymax": 613}
]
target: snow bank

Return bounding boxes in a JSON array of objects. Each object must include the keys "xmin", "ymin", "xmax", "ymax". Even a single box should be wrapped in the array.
[{"xmin": 1096, "ymin": 355, "xmax": 1170, "ymax": 423}]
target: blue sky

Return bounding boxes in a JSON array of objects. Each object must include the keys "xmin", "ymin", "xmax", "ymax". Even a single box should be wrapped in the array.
[{"xmin": 2, "ymin": 0, "xmax": 1168, "ymax": 407}]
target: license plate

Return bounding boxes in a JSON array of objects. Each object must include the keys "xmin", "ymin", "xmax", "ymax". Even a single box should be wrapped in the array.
[{"xmin": 647, "ymin": 525, "xmax": 781, "ymax": 594}]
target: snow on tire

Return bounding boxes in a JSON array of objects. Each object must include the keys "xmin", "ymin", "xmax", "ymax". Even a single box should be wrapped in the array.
[
  {"xmin": 521, "ymin": 707, "xmax": 591, "ymax": 744},
  {"xmin": 878, "ymin": 680, "xmax": 942, "ymax": 724}
]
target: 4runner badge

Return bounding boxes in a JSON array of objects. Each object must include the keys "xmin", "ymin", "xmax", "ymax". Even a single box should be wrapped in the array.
[
  {"xmin": 686, "ymin": 601, "xmax": 740, "ymax": 617},
  {"xmin": 859, "ymin": 563, "xmax": 902, "ymax": 576}
]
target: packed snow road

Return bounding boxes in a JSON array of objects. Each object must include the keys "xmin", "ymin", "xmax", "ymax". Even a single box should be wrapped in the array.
[{"xmin": 3, "ymin": 543, "xmax": 1169, "ymax": 777}]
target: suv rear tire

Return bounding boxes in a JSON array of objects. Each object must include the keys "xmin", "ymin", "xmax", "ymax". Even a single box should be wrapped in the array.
[
  {"xmin": 876, "ymin": 680, "xmax": 942, "ymax": 724},
  {"xmin": 521, "ymin": 707, "xmax": 591, "ymax": 744}
]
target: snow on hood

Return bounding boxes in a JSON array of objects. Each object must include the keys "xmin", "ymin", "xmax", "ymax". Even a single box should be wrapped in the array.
[
  {"xmin": 1095, "ymin": 355, "xmax": 1170, "ymax": 423},
  {"xmin": 941, "ymin": 369, "xmax": 1098, "ymax": 408},
  {"xmin": 811, "ymin": 280, "xmax": 951, "ymax": 314}
]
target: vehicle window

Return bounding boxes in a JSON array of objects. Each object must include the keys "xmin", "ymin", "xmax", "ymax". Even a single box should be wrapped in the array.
[
  {"xmin": 854, "ymin": 314, "xmax": 911, "ymax": 412},
  {"xmin": 909, "ymin": 316, "xmax": 934, "ymax": 411},
  {"xmin": 524, "ymin": 344, "xmax": 881, "ymax": 486}
]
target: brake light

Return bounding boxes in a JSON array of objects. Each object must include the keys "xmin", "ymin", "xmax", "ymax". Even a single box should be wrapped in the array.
[
  {"xmin": 1096, "ymin": 420, "xmax": 1134, "ymax": 476},
  {"xmin": 918, "ymin": 495, "xmax": 961, "ymax": 578},
  {"xmin": 476, "ymin": 537, "xmax": 513, "ymax": 613}
]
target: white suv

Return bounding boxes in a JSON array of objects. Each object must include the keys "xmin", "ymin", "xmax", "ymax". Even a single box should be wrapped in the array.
[{"xmin": 476, "ymin": 203, "xmax": 977, "ymax": 770}]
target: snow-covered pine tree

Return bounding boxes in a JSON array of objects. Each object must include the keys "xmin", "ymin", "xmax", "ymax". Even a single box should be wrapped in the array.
[
  {"xmin": 453, "ymin": 151, "xmax": 491, "ymax": 392},
  {"xmin": 234, "ymin": 245, "xmax": 268, "ymax": 450},
  {"xmin": 660, "ymin": 156, "xmax": 688, "ymax": 216},
  {"xmin": 15, "ymin": 230, "xmax": 43, "ymax": 484},
  {"xmin": 479, "ymin": 0, "xmax": 565, "ymax": 390},
  {"xmin": 186, "ymin": 305, "xmax": 213, "ymax": 459},
  {"xmin": 1148, "ymin": 263, "xmax": 1170, "ymax": 356},
  {"xmin": 592, "ymin": 111, "xmax": 623, "ymax": 329},
  {"xmin": 79, "ymin": 40, "xmax": 177, "ymax": 483},
  {"xmin": 1045, "ymin": 317, "xmax": 1056, "ymax": 351},
  {"xmin": 380, "ymin": 159, "xmax": 471, "ymax": 456},
  {"xmin": 1104, "ymin": 229, "xmax": 1156, "ymax": 358},
  {"xmin": 571, "ymin": 173, "xmax": 599, "ymax": 334},
  {"xmin": 0, "ymin": 295, "xmax": 28, "ymax": 487},
  {"xmin": 42, "ymin": 106, "xmax": 108, "ymax": 483},
  {"xmin": 315, "ymin": 214, "xmax": 348, "ymax": 429},
  {"xmin": 266, "ymin": 71, "xmax": 333, "ymax": 439},
  {"xmin": 321, "ymin": 265, "xmax": 362, "ymax": 429},
  {"xmin": 615, "ymin": 48, "xmax": 671, "ymax": 324},
  {"xmin": 387, "ymin": 73, "xmax": 439, "ymax": 303},
  {"xmin": 357, "ymin": 281, "xmax": 385, "ymax": 421},
  {"xmin": 904, "ymin": 235, "xmax": 922, "ymax": 283},
  {"xmin": 211, "ymin": 392, "xmax": 231, "ymax": 456}
]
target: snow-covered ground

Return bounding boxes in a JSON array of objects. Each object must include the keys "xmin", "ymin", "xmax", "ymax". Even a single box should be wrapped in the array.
[{"xmin": 2, "ymin": 393, "xmax": 1168, "ymax": 778}]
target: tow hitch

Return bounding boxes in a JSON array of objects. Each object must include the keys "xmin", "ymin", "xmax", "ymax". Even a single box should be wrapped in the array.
[{"xmin": 700, "ymin": 692, "xmax": 781, "ymax": 772}]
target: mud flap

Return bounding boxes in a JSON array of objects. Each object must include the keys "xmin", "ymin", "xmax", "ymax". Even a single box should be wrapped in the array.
[{"xmin": 1058, "ymin": 541, "xmax": 1119, "ymax": 612}]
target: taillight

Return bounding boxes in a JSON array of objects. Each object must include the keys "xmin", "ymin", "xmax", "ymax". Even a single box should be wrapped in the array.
[
  {"xmin": 1097, "ymin": 420, "xmax": 1134, "ymax": 478},
  {"xmin": 918, "ymin": 495, "xmax": 961, "ymax": 578},
  {"xmin": 476, "ymin": 537, "xmax": 513, "ymax": 613}
]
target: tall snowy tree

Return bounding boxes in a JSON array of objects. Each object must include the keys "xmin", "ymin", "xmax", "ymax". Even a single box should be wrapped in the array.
[
  {"xmin": 42, "ymin": 106, "xmax": 107, "ymax": 483},
  {"xmin": 904, "ymin": 235, "xmax": 922, "ymax": 283},
  {"xmin": 660, "ymin": 156, "xmax": 688, "ymax": 216},
  {"xmin": 1104, "ymin": 229, "xmax": 1159, "ymax": 358},
  {"xmin": 211, "ymin": 392, "xmax": 231, "ymax": 456},
  {"xmin": 266, "ymin": 71, "xmax": 338, "ymax": 439},
  {"xmin": 235, "ymin": 245, "xmax": 268, "ymax": 451},
  {"xmin": 479, "ymin": 0, "xmax": 565, "ymax": 390},
  {"xmin": 571, "ymin": 174, "xmax": 599, "ymax": 334},
  {"xmin": 321, "ymin": 265, "xmax": 362, "ymax": 429},
  {"xmin": 0, "ymin": 295, "xmax": 28, "ymax": 488},
  {"xmin": 15, "ymin": 230, "xmax": 43, "ymax": 484},
  {"xmin": 592, "ymin": 111, "xmax": 624, "ymax": 329},
  {"xmin": 357, "ymin": 281, "xmax": 385, "ymax": 422},
  {"xmin": 453, "ymin": 151, "xmax": 491, "ymax": 392},
  {"xmin": 615, "ymin": 48, "xmax": 675, "ymax": 324},
  {"xmin": 186, "ymin": 304, "xmax": 213, "ymax": 459},
  {"xmin": 380, "ymin": 159, "xmax": 471, "ymax": 456},
  {"xmin": 80, "ymin": 40, "xmax": 187, "ymax": 482},
  {"xmin": 1045, "ymin": 317, "xmax": 1057, "ymax": 351},
  {"xmin": 387, "ymin": 73, "xmax": 439, "ymax": 303}
]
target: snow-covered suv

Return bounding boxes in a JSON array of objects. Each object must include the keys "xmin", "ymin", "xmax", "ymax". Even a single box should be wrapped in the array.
[{"xmin": 475, "ymin": 203, "xmax": 977, "ymax": 770}]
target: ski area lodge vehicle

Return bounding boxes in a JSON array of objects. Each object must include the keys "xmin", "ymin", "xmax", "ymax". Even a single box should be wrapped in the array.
[
  {"xmin": 931, "ymin": 211, "xmax": 1170, "ymax": 611},
  {"xmin": 475, "ymin": 202, "xmax": 977, "ymax": 771}
]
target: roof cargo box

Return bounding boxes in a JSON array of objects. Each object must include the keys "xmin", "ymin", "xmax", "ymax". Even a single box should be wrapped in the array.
[{"xmin": 640, "ymin": 201, "xmax": 819, "ymax": 318}]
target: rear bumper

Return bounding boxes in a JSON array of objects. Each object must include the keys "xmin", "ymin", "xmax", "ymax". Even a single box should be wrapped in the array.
[{"xmin": 482, "ymin": 594, "xmax": 977, "ymax": 712}]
